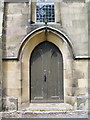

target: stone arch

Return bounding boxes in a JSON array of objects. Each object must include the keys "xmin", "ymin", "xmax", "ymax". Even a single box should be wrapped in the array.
[
  {"xmin": 18, "ymin": 26, "xmax": 75, "ymax": 60},
  {"xmin": 20, "ymin": 26, "xmax": 74, "ymax": 104}
]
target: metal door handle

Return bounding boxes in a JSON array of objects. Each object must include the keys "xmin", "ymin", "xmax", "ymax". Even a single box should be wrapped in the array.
[{"xmin": 44, "ymin": 75, "xmax": 46, "ymax": 82}]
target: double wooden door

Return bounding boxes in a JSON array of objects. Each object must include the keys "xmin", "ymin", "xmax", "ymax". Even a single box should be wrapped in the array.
[{"xmin": 30, "ymin": 41, "xmax": 63, "ymax": 103}]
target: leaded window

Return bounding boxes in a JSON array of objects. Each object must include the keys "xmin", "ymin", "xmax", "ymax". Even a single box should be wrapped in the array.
[{"xmin": 36, "ymin": 0, "xmax": 55, "ymax": 23}]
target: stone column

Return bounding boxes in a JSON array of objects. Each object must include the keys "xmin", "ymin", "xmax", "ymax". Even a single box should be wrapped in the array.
[{"xmin": 0, "ymin": 0, "xmax": 4, "ymax": 111}]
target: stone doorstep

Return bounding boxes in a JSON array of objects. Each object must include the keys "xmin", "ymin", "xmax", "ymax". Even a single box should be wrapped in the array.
[
  {"xmin": 24, "ymin": 103, "xmax": 74, "ymax": 111},
  {"xmin": 0, "ymin": 103, "xmax": 89, "ymax": 118},
  {"xmin": 0, "ymin": 110, "xmax": 88, "ymax": 118},
  {"xmin": 21, "ymin": 110, "xmax": 88, "ymax": 116}
]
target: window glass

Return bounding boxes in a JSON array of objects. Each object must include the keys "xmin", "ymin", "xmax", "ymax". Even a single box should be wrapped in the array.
[{"xmin": 36, "ymin": 0, "xmax": 55, "ymax": 22}]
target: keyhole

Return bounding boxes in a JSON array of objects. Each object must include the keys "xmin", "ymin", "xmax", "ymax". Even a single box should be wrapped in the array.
[{"xmin": 44, "ymin": 75, "xmax": 46, "ymax": 82}]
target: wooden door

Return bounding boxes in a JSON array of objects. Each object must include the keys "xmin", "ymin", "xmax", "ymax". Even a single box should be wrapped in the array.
[{"xmin": 30, "ymin": 41, "xmax": 63, "ymax": 103}]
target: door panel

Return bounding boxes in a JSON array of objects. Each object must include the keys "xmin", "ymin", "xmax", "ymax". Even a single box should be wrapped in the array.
[
  {"xmin": 30, "ymin": 41, "xmax": 63, "ymax": 103},
  {"xmin": 31, "ymin": 51, "xmax": 44, "ymax": 101}
]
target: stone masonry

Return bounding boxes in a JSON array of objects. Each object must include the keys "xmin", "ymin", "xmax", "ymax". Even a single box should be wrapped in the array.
[{"xmin": 0, "ymin": 0, "xmax": 89, "ymax": 115}]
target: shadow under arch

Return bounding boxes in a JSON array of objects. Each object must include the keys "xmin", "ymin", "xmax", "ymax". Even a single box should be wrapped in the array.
[{"xmin": 18, "ymin": 26, "xmax": 75, "ymax": 60}]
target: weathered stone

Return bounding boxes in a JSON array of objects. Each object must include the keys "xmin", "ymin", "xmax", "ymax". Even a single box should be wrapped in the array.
[
  {"xmin": 6, "ymin": 3, "xmax": 29, "ymax": 14},
  {"xmin": 65, "ymin": 95, "xmax": 77, "ymax": 106},
  {"xmin": 77, "ymin": 88, "xmax": 88, "ymax": 96},
  {"xmin": 78, "ymin": 79, "xmax": 88, "ymax": 88},
  {"xmin": 65, "ymin": 87, "xmax": 77, "ymax": 96},
  {"xmin": 2, "ymin": 97, "xmax": 18, "ymax": 111},
  {"xmin": 60, "ymin": 2, "xmax": 88, "ymax": 57},
  {"xmin": 0, "ymin": 0, "xmax": 89, "ymax": 113},
  {"xmin": 77, "ymin": 95, "xmax": 88, "ymax": 110}
]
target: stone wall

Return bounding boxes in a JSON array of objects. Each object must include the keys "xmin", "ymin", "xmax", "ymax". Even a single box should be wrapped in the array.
[
  {"xmin": 3, "ymin": 2, "xmax": 88, "ymax": 58},
  {"xmin": 0, "ymin": 0, "xmax": 4, "ymax": 111},
  {"xmin": 60, "ymin": 2, "xmax": 88, "ymax": 110},
  {"xmin": 3, "ymin": 2, "xmax": 29, "ymax": 58},
  {"xmin": 2, "ymin": 0, "xmax": 89, "ymax": 111},
  {"xmin": 60, "ymin": 2, "xmax": 88, "ymax": 57},
  {"xmin": 2, "ymin": 1, "xmax": 88, "ymax": 58}
]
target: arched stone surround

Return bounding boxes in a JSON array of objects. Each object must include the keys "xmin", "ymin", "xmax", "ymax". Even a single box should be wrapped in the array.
[{"xmin": 20, "ymin": 26, "xmax": 75, "ymax": 105}]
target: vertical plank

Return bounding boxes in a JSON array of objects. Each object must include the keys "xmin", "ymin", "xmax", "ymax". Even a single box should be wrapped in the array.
[{"xmin": 30, "ymin": 41, "xmax": 64, "ymax": 103}]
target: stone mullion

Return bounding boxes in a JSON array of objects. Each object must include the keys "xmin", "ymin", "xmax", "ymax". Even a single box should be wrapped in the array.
[
  {"xmin": 31, "ymin": 0, "xmax": 36, "ymax": 23},
  {"xmin": 29, "ymin": 0, "xmax": 32, "ymax": 24},
  {"xmin": 0, "ymin": 0, "xmax": 4, "ymax": 111},
  {"xmin": 54, "ymin": 0, "xmax": 61, "ymax": 23}
]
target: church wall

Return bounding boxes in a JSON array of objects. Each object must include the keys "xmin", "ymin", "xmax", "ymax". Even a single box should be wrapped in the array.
[
  {"xmin": 2, "ymin": 61, "xmax": 21, "ymax": 103},
  {"xmin": 2, "ymin": 1, "xmax": 88, "ymax": 58},
  {"xmin": 60, "ymin": 2, "xmax": 88, "ymax": 56},
  {"xmin": 3, "ymin": 2, "xmax": 29, "ymax": 58},
  {"xmin": 1, "ymin": 0, "xmax": 89, "ymax": 111}
]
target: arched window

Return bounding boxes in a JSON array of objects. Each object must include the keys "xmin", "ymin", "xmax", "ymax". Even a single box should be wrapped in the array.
[{"xmin": 36, "ymin": 0, "xmax": 55, "ymax": 23}]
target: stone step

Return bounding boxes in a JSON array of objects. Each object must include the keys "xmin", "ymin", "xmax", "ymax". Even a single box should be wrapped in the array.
[{"xmin": 26, "ymin": 103, "xmax": 73, "ymax": 111}]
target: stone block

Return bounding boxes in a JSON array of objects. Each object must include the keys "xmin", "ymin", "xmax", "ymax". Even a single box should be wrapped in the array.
[
  {"xmin": 2, "ymin": 97, "xmax": 18, "ymax": 111},
  {"xmin": 65, "ymin": 87, "xmax": 77, "ymax": 96},
  {"xmin": 3, "ymin": 61, "xmax": 19, "ymax": 71},
  {"xmin": 6, "ymin": 26, "xmax": 27, "ymax": 36},
  {"xmin": 3, "ymin": 73, "xmax": 21, "ymax": 89},
  {"xmin": 73, "ymin": 61, "xmax": 88, "ymax": 79},
  {"xmin": 21, "ymin": 3, "xmax": 29, "ymax": 15},
  {"xmin": 77, "ymin": 87, "xmax": 88, "ymax": 95},
  {"xmin": 65, "ymin": 95, "xmax": 77, "ymax": 106},
  {"xmin": 6, "ymin": 16, "xmax": 28, "ymax": 27},
  {"xmin": 78, "ymin": 79, "xmax": 88, "ymax": 88},
  {"xmin": 5, "ymin": 15, "xmax": 13, "ymax": 22},
  {"xmin": 6, "ymin": 88, "xmax": 21, "ymax": 98},
  {"xmin": 72, "ymin": 20, "xmax": 87, "ymax": 29},
  {"xmin": 77, "ymin": 95, "xmax": 87, "ymax": 110},
  {"xmin": 6, "ymin": 3, "xmax": 27, "ymax": 14}
]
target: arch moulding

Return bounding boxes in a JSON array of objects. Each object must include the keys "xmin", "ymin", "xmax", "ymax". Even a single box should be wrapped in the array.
[
  {"xmin": 18, "ymin": 26, "xmax": 75, "ymax": 60},
  {"xmin": 20, "ymin": 26, "xmax": 74, "ymax": 104}
]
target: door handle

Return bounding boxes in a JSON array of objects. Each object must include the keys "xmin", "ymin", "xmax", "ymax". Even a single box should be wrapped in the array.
[{"xmin": 44, "ymin": 75, "xmax": 46, "ymax": 82}]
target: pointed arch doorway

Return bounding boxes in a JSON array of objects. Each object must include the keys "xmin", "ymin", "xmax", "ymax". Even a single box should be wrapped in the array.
[{"xmin": 30, "ymin": 41, "xmax": 64, "ymax": 103}]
